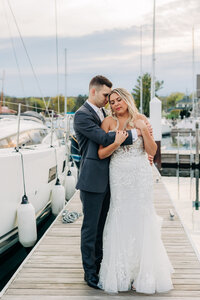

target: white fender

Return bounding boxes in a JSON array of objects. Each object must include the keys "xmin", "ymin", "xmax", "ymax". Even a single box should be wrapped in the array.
[
  {"xmin": 65, "ymin": 170, "xmax": 76, "ymax": 201},
  {"xmin": 17, "ymin": 195, "xmax": 37, "ymax": 248},
  {"xmin": 70, "ymin": 161, "xmax": 78, "ymax": 184},
  {"xmin": 51, "ymin": 179, "xmax": 65, "ymax": 216}
]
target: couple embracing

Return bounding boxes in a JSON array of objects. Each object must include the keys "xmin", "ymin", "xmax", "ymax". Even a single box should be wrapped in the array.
[{"xmin": 73, "ymin": 75, "xmax": 174, "ymax": 294}]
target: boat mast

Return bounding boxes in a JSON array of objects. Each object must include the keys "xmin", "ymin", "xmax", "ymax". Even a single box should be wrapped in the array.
[
  {"xmin": 151, "ymin": 0, "xmax": 156, "ymax": 101},
  {"xmin": 140, "ymin": 25, "xmax": 143, "ymax": 114},
  {"xmin": 55, "ymin": 0, "xmax": 59, "ymax": 114},
  {"xmin": 0, "ymin": 70, "xmax": 5, "ymax": 109},
  {"xmin": 64, "ymin": 48, "xmax": 67, "ymax": 116},
  {"xmin": 192, "ymin": 26, "xmax": 195, "ymax": 118}
]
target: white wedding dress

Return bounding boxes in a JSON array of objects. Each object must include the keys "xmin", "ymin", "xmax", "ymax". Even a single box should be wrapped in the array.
[{"xmin": 98, "ymin": 137, "xmax": 174, "ymax": 294}]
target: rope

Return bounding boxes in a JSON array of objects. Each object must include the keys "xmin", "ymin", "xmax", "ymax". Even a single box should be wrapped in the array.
[
  {"xmin": 71, "ymin": 144, "xmax": 80, "ymax": 152},
  {"xmin": 62, "ymin": 209, "xmax": 82, "ymax": 223},
  {"xmin": 2, "ymin": 100, "xmax": 46, "ymax": 112},
  {"xmin": 3, "ymin": 0, "xmax": 25, "ymax": 97},
  {"xmin": 55, "ymin": 0, "xmax": 60, "ymax": 114},
  {"xmin": 18, "ymin": 151, "xmax": 27, "ymax": 196},
  {"xmin": 7, "ymin": 0, "xmax": 49, "ymax": 116},
  {"xmin": 2, "ymin": 100, "xmax": 64, "ymax": 116},
  {"xmin": 70, "ymin": 134, "xmax": 78, "ymax": 144}
]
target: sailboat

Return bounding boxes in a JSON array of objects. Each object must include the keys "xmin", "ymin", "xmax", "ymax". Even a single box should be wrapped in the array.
[{"xmin": 0, "ymin": 1, "xmax": 75, "ymax": 255}]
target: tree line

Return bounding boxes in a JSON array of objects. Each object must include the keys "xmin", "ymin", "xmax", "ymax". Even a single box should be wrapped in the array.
[
  {"xmin": 2, "ymin": 73, "xmax": 191, "ymax": 119},
  {"xmin": 3, "ymin": 94, "xmax": 88, "ymax": 115}
]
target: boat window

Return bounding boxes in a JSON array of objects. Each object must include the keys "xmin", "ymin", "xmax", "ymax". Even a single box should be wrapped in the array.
[
  {"xmin": 28, "ymin": 129, "xmax": 48, "ymax": 144},
  {"xmin": 0, "ymin": 138, "xmax": 9, "ymax": 148},
  {"xmin": 8, "ymin": 131, "xmax": 32, "ymax": 147},
  {"xmin": 0, "ymin": 129, "xmax": 48, "ymax": 148},
  {"xmin": 28, "ymin": 130, "xmax": 42, "ymax": 144}
]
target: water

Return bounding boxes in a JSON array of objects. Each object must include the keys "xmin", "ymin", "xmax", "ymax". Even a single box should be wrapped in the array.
[
  {"xmin": 162, "ymin": 135, "xmax": 195, "ymax": 151},
  {"xmin": 0, "ymin": 212, "xmax": 56, "ymax": 292},
  {"xmin": 161, "ymin": 168, "xmax": 200, "ymax": 257}
]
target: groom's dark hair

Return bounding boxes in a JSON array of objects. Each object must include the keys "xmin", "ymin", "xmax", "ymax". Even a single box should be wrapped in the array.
[{"xmin": 89, "ymin": 75, "xmax": 112, "ymax": 90}]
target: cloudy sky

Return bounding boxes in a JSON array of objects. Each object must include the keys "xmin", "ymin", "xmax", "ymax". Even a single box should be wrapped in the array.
[{"xmin": 0, "ymin": 0, "xmax": 200, "ymax": 98}]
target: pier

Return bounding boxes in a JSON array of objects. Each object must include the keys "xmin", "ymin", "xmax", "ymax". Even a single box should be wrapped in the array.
[
  {"xmin": 1, "ymin": 170, "xmax": 200, "ymax": 299},
  {"xmin": 161, "ymin": 149, "xmax": 197, "ymax": 166},
  {"xmin": 162, "ymin": 126, "xmax": 200, "ymax": 167}
]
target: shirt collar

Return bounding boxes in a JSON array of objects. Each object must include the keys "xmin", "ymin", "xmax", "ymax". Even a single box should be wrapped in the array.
[{"xmin": 86, "ymin": 99, "xmax": 101, "ymax": 113}]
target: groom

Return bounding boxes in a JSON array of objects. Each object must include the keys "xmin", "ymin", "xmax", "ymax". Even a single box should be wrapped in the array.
[{"xmin": 73, "ymin": 75, "xmax": 139, "ymax": 289}]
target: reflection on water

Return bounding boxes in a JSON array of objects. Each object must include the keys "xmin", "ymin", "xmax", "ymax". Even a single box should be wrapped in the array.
[
  {"xmin": 162, "ymin": 135, "xmax": 195, "ymax": 151},
  {"xmin": 162, "ymin": 168, "xmax": 200, "ymax": 256}
]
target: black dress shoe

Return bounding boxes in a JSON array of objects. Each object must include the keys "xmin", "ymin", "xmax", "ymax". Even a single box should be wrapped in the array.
[{"xmin": 84, "ymin": 273, "xmax": 100, "ymax": 289}]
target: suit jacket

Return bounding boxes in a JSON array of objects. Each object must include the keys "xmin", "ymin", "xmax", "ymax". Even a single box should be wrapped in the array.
[{"xmin": 73, "ymin": 101, "xmax": 133, "ymax": 193}]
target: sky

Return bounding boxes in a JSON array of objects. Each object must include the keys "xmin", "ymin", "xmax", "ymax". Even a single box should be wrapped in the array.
[{"xmin": 0, "ymin": 0, "xmax": 200, "ymax": 98}]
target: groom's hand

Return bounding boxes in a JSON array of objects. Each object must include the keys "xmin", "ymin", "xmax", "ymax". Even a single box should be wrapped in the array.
[
  {"xmin": 148, "ymin": 155, "xmax": 154, "ymax": 165},
  {"xmin": 144, "ymin": 120, "xmax": 153, "ymax": 136}
]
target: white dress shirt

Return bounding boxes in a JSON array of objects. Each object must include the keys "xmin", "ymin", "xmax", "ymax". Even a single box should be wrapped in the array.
[{"xmin": 86, "ymin": 100, "xmax": 138, "ymax": 142}]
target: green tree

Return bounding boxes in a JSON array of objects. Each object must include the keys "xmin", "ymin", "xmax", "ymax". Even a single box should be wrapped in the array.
[
  {"xmin": 72, "ymin": 94, "xmax": 88, "ymax": 112},
  {"xmin": 67, "ymin": 97, "xmax": 76, "ymax": 112},
  {"xmin": 29, "ymin": 97, "xmax": 45, "ymax": 113},
  {"xmin": 165, "ymin": 92, "xmax": 184, "ymax": 110},
  {"xmin": 132, "ymin": 73, "xmax": 164, "ymax": 117}
]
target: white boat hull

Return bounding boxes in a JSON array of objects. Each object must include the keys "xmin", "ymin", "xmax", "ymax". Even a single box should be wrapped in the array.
[{"xmin": 0, "ymin": 143, "xmax": 67, "ymax": 254}]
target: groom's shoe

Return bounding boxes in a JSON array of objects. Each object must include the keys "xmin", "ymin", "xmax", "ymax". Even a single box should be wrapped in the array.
[{"xmin": 84, "ymin": 273, "xmax": 100, "ymax": 289}]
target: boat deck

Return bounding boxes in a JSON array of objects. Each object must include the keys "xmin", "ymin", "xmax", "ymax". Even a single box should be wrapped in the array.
[{"xmin": 1, "ymin": 172, "xmax": 200, "ymax": 300}]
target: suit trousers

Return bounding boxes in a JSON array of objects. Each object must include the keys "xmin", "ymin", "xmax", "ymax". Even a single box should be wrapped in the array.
[{"xmin": 80, "ymin": 185, "xmax": 110, "ymax": 276}]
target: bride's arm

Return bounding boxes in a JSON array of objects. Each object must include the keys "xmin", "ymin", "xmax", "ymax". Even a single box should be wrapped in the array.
[
  {"xmin": 134, "ymin": 117, "xmax": 157, "ymax": 157},
  {"xmin": 98, "ymin": 118, "xmax": 127, "ymax": 159}
]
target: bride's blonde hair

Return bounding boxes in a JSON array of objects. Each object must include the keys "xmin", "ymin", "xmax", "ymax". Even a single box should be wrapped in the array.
[{"xmin": 108, "ymin": 88, "xmax": 138, "ymax": 130}]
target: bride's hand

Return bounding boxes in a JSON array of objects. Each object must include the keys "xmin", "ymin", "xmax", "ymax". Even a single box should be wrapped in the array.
[{"xmin": 114, "ymin": 130, "xmax": 128, "ymax": 146}]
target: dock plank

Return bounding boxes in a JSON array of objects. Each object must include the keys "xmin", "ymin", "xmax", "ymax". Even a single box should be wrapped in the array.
[{"xmin": 1, "ymin": 171, "xmax": 200, "ymax": 299}]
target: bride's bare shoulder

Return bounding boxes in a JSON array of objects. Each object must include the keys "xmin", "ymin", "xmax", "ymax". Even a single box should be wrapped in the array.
[
  {"xmin": 101, "ymin": 116, "xmax": 116, "ymax": 132},
  {"xmin": 102, "ymin": 116, "xmax": 115, "ymax": 125}
]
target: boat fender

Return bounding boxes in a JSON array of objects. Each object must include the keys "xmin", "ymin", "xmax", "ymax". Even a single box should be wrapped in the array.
[
  {"xmin": 17, "ymin": 195, "xmax": 37, "ymax": 248},
  {"xmin": 70, "ymin": 161, "xmax": 78, "ymax": 183},
  {"xmin": 51, "ymin": 178, "xmax": 65, "ymax": 216},
  {"xmin": 65, "ymin": 170, "xmax": 76, "ymax": 201}
]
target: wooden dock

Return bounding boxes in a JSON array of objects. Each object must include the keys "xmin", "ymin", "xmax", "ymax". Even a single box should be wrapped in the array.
[
  {"xmin": 1, "ymin": 173, "xmax": 200, "ymax": 300},
  {"xmin": 161, "ymin": 149, "xmax": 196, "ymax": 166}
]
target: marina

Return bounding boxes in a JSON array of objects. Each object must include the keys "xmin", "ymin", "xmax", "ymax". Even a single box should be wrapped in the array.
[
  {"xmin": 1, "ymin": 169, "xmax": 200, "ymax": 299},
  {"xmin": 161, "ymin": 124, "xmax": 200, "ymax": 166},
  {"xmin": 0, "ymin": 0, "xmax": 200, "ymax": 298}
]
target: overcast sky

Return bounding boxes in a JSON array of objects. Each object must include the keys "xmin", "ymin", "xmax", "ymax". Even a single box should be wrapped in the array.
[{"xmin": 0, "ymin": 0, "xmax": 200, "ymax": 97}]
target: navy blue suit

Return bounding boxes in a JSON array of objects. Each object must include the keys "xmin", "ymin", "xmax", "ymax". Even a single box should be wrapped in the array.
[{"xmin": 73, "ymin": 101, "xmax": 133, "ymax": 276}]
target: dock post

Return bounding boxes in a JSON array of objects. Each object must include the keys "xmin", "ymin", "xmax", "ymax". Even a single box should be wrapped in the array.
[
  {"xmin": 189, "ymin": 130, "xmax": 193, "ymax": 165},
  {"xmin": 195, "ymin": 122, "xmax": 199, "ymax": 166},
  {"xmin": 193, "ymin": 168, "xmax": 200, "ymax": 210},
  {"xmin": 176, "ymin": 131, "xmax": 180, "ymax": 166},
  {"xmin": 150, "ymin": 97, "xmax": 162, "ymax": 170}
]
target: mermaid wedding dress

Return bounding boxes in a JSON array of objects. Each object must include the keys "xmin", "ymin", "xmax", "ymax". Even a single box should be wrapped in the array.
[{"xmin": 98, "ymin": 137, "xmax": 174, "ymax": 294}]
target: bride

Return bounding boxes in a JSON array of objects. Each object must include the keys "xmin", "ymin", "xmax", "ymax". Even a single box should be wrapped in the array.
[{"xmin": 97, "ymin": 88, "xmax": 174, "ymax": 294}]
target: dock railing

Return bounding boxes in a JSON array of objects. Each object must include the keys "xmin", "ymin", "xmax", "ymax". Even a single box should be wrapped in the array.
[{"xmin": 170, "ymin": 122, "xmax": 199, "ymax": 166}]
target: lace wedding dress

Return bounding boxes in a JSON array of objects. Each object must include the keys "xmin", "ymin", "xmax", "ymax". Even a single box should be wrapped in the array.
[{"xmin": 98, "ymin": 137, "xmax": 174, "ymax": 294}]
